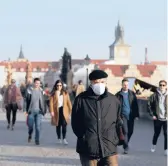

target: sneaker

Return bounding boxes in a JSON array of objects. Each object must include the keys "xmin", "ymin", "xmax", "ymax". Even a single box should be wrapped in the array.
[
  {"xmin": 124, "ymin": 149, "xmax": 128, "ymax": 154},
  {"xmin": 151, "ymin": 145, "xmax": 156, "ymax": 152},
  {"xmin": 57, "ymin": 139, "xmax": 62, "ymax": 144},
  {"xmin": 11, "ymin": 125, "xmax": 14, "ymax": 131},
  {"xmin": 164, "ymin": 150, "xmax": 168, "ymax": 156},
  {"xmin": 123, "ymin": 145, "xmax": 129, "ymax": 154},
  {"xmin": 63, "ymin": 139, "xmax": 68, "ymax": 145},
  {"xmin": 28, "ymin": 136, "xmax": 32, "ymax": 143},
  {"xmin": 7, "ymin": 124, "xmax": 10, "ymax": 129},
  {"xmin": 35, "ymin": 141, "xmax": 40, "ymax": 145}
]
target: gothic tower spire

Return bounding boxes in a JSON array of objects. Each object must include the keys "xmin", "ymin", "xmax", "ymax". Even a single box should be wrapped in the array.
[
  {"xmin": 18, "ymin": 45, "xmax": 25, "ymax": 59},
  {"xmin": 144, "ymin": 47, "xmax": 149, "ymax": 64},
  {"xmin": 115, "ymin": 20, "xmax": 124, "ymax": 43},
  {"xmin": 109, "ymin": 21, "xmax": 131, "ymax": 64}
]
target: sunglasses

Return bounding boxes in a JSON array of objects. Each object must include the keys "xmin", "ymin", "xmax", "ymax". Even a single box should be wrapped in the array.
[{"xmin": 159, "ymin": 84, "xmax": 166, "ymax": 87}]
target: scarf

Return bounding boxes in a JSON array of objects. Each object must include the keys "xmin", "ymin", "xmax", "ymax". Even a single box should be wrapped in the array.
[
  {"xmin": 157, "ymin": 88, "xmax": 167, "ymax": 120},
  {"xmin": 7, "ymin": 85, "xmax": 17, "ymax": 103}
]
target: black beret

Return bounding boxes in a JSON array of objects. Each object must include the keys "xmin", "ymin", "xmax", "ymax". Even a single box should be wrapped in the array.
[{"xmin": 89, "ymin": 70, "xmax": 108, "ymax": 80}]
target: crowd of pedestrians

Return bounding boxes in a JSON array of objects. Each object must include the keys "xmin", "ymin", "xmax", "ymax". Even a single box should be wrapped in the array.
[{"xmin": 0, "ymin": 69, "xmax": 167, "ymax": 166}]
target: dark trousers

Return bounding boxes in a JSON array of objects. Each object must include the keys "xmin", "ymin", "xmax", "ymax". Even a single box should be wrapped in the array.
[
  {"xmin": 122, "ymin": 116, "xmax": 134, "ymax": 150},
  {"xmin": 152, "ymin": 120, "xmax": 167, "ymax": 150},
  {"xmin": 27, "ymin": 111, "xmax": 42, "ymax": 142},
  {"xmin": 80, "ymin": 154, "xmax": 118, "ymax": 166},
  {"xmin": 6, "ymin": 103, "xmax": 18, "ymax": 125},
  {"xmin": 44, "ymin": 100, "xmax": 50, "ymax": 113},
  {"xmin": 56, "ymin": 107, "xmax": 67, "ymax": 139}
]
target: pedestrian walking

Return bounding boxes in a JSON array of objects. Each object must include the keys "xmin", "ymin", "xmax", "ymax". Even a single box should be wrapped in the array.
[
  {"xmin": 44, "ymin": 83, "xmax": 50, "ymax": 113},
  {"xmin": 148, "ymin": 80, "xmax": 167, "ymax": 156},
  {"xmin": 115, "ymin": 78, "xmax": 139, "ymax": 154},
  {"xmin": 3, "ymin": 79, "xmax": 23, "ymax": 130},
  {"xmin": 50, "ymin": 80, "xmax": 72, "ymax": 145},
  {"xmin": 72, "ymin": 70, "xmax": 120, "ymax": 166},
  {"xmin": 25, "ymin": 78, "xmax": 45, "ymax": 145}
]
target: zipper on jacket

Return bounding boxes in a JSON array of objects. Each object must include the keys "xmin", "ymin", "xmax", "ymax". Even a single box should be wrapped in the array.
[{"xmin": 97, "ymin": 100, "xmax": 104, "ymax": 157}]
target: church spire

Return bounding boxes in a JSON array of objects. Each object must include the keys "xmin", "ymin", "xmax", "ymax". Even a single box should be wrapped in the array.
[
  {"xmin": 115, "ymin": 20, "xmax": 124, "ymax": 43},
  {"xmin": 144, "ymin": 47, "xmax": 149, "ymax": 64},
  {"xmin": 117, "ymin": 20, "xmax": 120, "ymax": 27},
  {"xmin": 18, "ymin": 45, "xmax": 25, "ymax": 59}
]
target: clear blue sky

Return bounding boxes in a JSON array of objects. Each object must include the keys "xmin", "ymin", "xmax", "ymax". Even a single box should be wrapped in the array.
[{"xmin": 0, "ymin": 0, "xmax": 166, "ymax": 64}]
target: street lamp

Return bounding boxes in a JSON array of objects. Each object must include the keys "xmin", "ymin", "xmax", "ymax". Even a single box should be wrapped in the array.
[
  {"xmin": 86, "ymin": 68, "xmax": 88, "ymax": 89},
  {"xmin": 84, "ymin": 54, "xmax": 91, "ymax": 89}
]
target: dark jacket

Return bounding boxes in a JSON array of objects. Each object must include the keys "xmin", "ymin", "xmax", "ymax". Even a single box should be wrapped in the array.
[
  {"xmin": 115, "ymin": 89, "xmax": 139, "ymax": 119},
  {"xmin": 148, "ymin": 90, "xmax": 167, "ymax": 119},
  {"xmin": 71, "ymin": 87, "xmax": 121, "ymax": 158},
  {"xmin": 20, "ymin": 86, "xmax": 26, "ymax": 98},
  {"xmin": 25, "ymin": 87, "xmax": 45, "ymax": 115}
]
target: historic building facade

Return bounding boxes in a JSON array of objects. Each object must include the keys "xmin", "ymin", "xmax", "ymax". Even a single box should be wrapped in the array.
[
  {"xmin": 0, "ymin": 46, "xmax": 60, "ymax": 86},
  {"xmin": 109, "ymin": 21, "xmax": 131, "ymax": 65},
  {"xmin": 0, "ymin": 21, "xmax": 167, "ymax": 93}
]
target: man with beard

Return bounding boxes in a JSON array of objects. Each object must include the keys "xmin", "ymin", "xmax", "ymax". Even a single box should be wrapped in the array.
[{"xmin": 115, "ymin": 78, "xmax": 139, "ymax": 154}]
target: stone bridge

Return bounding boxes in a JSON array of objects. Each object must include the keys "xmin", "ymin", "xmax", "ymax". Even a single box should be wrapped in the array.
[{"xmin": 0, "ymin": 112, "xmax": 167, "ymax": 166}]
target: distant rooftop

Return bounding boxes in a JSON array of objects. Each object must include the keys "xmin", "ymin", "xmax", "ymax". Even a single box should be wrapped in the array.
[{"xmin": 150, "ymin": 61, "xmax": 168, "ymax": 65}]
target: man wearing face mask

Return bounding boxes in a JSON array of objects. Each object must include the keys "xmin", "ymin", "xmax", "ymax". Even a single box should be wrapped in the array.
[{"xmin": 71, "ymin": 70, "xmax": 120, "ymax": 166}]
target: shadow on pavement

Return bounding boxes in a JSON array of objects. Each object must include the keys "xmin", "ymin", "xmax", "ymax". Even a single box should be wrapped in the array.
[
  {"xmin": 0, "ymin": 119, "xmax": 77, "ymax": 149},
  {"xmin": 0, "ymin": 155, "xmax": 80, "ymax": 165}
]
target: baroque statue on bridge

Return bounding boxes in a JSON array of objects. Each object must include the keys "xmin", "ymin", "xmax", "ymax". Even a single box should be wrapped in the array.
[
  {"xmin": 60, "ymin": 48, "xmax": 73, "ymax": 92},
  {"xmin": 6, "ymin": 61, "xmax": 12, "ymax": 86},
  {"xmin": 25, "ymin": 61, "xmax": 32, "ymax": 84}
]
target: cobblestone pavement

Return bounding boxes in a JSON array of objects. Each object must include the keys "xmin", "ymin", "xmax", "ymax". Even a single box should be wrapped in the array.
[{"xmin": 0, "ymin": 112, "xmax": 167, "ymax": 166}]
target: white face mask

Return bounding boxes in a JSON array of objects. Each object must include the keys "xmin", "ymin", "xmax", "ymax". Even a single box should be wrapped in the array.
[{"xmin": 91, "ymin": 83, "xmax": 106, "ymax": 95}]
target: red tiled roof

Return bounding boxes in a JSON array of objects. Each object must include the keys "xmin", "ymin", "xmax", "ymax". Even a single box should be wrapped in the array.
[
  {"xmin": 137, "ymin": 65, "xmax": 156, "ymax": 77},
  {"xmin": 71, "ymin": 59, "xmax": 107, "ymax": 65},
  {"xmin": 0, "ymin": 61, "xmax": 59, "ymax": 72},
  {"xmin": 31, "ymin": 61, "xmax": 59, "ymax": 69},
  {"xmin": 98, "ymin": 64, "xmax": 156, "ymax": 77},
  {"xmin": 31, "ymin": 62, "xmax": 49, "ymax": 68},
  {"xmin": 0, "ymin": 61, "xmax": 8, "ymax": 66},
  {"xmin": 150, "ymin": 61, "xmax": 168, "ymax": 65},
  {"xmin": 0, "ymin": 60, "xmax": 157, "ymax": 77},
  {"xmin": 90, "ymin": 59, "xmax": 107, "ymax": 64},
  {"xmin": 11, "ymin": 61, "xmax": 27, "ymax": 69},
  {"xmin": 98, "ymin": 65, "xmax": 129, "ymax": 77}
]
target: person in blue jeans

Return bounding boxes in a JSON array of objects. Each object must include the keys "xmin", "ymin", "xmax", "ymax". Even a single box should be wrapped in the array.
[
  {"xmin": 25, "ymin": 78, "xmax": 45, "ymax": 145},
  {"xmin": 115, "ymin": 78, "xmax": 139, "ymax": 154}
]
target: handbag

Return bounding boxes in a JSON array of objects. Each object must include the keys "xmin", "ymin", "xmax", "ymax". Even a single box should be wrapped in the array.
[
  {"xmin": 16, "ymin": 98, "xmax": 23, "ymax": 110},
  {"xmin": 119, "ymin": 126, "xmax": 125, "ymax": 140},
  {"xmin": 116, "ymin": 118, "xmax": 125, "ymax": 146}
]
